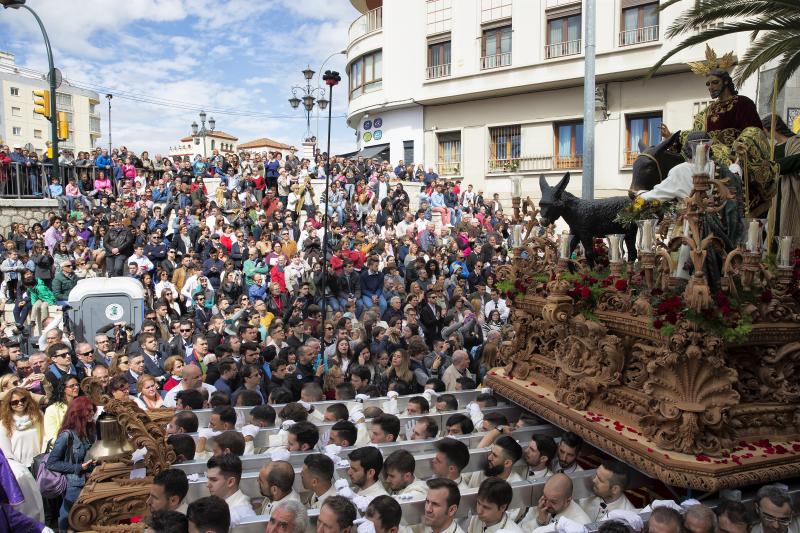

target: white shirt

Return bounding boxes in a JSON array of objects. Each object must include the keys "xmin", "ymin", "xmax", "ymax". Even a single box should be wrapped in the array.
[
  {"xmin": 163, "ymin": 382, "xmax": 217, "ymax": 407},
  {"xmin": 467, "ymin": 512, "xmax": 524, "ymax": 533},
  {"xmin": 525, "ymin": 467, "xmax": 554, "ymax": 483},
  {"xmin": 578, "ymin": 494, "xmax": 638, "ymax": 522},
  {"xmin": 523, "ymin": 501, "xmax": 592, "ymax": 533},
  {"xmin": 467, "ymin": 469, "xmax": 523, "ymax": 489},
  {"xmin": 413, "ymin": 523, "xmax": 467, "ymax": 533},
  {"xmin": 307, "ymin": 485, "xmax": 337, "ymax": 510},
  {"xmin": 226, "ymin": 489, "xmax": 256, "ymax": 524},
  {"xmin": 358, "ymin": 480, "xmax": 389, "ymax": 499},
  {"xmin": 390, "ymin": 477, "xmax": 428, "ymax": 499},
  {"xmin": 260, "ymin": 490, "xmax": 302, "ymax": 516},
  {"xmin": 552, "ymin": 460, "xmax": 583, "ymax": 475},
  {"xmin": 483, "ymin": 298, "xmax": 510, "ymax": 321}
]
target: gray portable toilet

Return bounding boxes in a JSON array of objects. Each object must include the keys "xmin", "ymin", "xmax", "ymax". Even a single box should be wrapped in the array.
[{"xmin": 67, "ymin": 278, "xmax": 145, "ymax": 343}]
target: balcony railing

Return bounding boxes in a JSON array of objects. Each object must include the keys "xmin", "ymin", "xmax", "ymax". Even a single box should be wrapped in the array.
[
  {"xmin": 488, "ymin": 155, "xmax": 555, "ymax": 173},
  {"xmin": 619, "ymin": 25, "xmax": 659, "ymax": 46},
  {"xmin": 348, "ymin": 6, "xmax": 383, "ymax": 44},
  {"xmin": 545, "ymin": 39, "xmax": 582, "ymax": 59},
  {"xmin": 555, "ymin": 155, "xmax": 583, "ymax": 169},
  {"xmin": 437, "ymin": 161, "xmax": 461, "ymax": 176},
  {"xmin": 426, "ymin": 63, "xmax": 451, "ymax": 79},
  {"xmin": 480, "ymin": 52, "xmax": 512, "ymax": 70},
  {"xmin": 624, "ymin": 151, "xmax": 640, "ymax": 166}
]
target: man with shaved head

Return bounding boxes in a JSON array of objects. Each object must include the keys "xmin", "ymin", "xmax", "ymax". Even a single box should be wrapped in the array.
[
  {"xmin": 520, "ymin": 473, "xmax": 591, "ymax": 532},
  {"xmin": 259, "ymin": 460, "xmax": 302, "ymax": 516},
  {"xmin": 163, "ymin": 362, "xmax": 217, "ymax": 407},
  {"xmin": 442, "ymin": 350, "xmax": 474, "ymax": 391}
]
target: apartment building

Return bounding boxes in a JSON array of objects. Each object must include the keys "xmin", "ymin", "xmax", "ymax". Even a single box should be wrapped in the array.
[
  {"xmin": 0, "ymin": 51, "xmax": 101, "ymax": 155},
  {"xmin": 344, "ymin": 0, "xmax": 756, "ymax": 200}
]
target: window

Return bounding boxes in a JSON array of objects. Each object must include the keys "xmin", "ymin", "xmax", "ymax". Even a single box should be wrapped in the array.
[
  {"xmin": 625, "ymin": 113, "xmax": 662, "ymax": 165},
  {"xmin": 56, "ymin": 92, "xmax": 72, "ymax": 109},
  {"xmin": 427, "ymin": 40, "xmax": 451, "ymax": 79},
  {"xmin": 481, "ymin": 25, "xmax": 512, "ymax": 70},
  {"xmin": 10, "ymin": 87, "xmax": 19, "ymax": 97},
  {"xmin": 437, "ymin": 132, "xmax": 461, "ymax": 175},
  {"xmin": 34, "ymin": 129, "xmax": 42, "ymax": 139},
  {"xmin": 427, "ymin": 0, "xmax": 452, "ymax": 34},
  {"xmin": 12, "ymin": 127, "xmax": 21, "ymax": 136},
  {"xmin": 489, "ymin": 125, "xmax": 521, "ymax": 168},
  {"xmin": 90, "ymin": 116, "xmax": 101, "ymax": 132},
  {"xmin": 403, "ymin": 140, "xmax": 414, "ymax": 164},
  {"xmin": 89, "ymin": 103, "xmax": 97, "ymax": 114},
  {"xmin": 546, "ymin": 11, "xmax": 581, "ymax": 58},
  {"xmin": 11, "ymin": 107, "xmax": 21, "ymax": 117},
  {"xmin": 481, "ymin": 0, "xmax": 512, "ymax": 23},
  {"xmin": 620, "ymin": 1, "xmax": 659, "ymax": 46},
  {"xmin": 555, "ymin": 121, "xmax": 583, "ymax": 168},
  {"xmin": 349, "ymin": 50, "xmax": 382, "ymax": 99},
  {"xmin": 211, "ymin": 139, "xmax": 215, "ymax": 150}
]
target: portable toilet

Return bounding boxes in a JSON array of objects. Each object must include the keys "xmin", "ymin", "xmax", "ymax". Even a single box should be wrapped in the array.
[{"xmin": 67, "ymin": 278, "xmax": 145, "ymax": 343}]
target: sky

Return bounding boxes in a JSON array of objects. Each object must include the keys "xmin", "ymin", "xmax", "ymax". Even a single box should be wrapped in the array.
[{"xmin": 0, "ymin": 0, "xmax": 360, "ymax": 156}]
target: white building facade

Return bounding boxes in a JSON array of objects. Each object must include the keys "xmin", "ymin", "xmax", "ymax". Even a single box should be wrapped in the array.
[
  {"xmin": 344, "ymin": 0, "xmax": 757, "ymax": 203},
  {"xmin": 169, "ymin": 131, "xmax": 239, "ymax": 161},
  {"xmin": 0, "ymin": 51, "xmax": 102, "ymax": 155}
]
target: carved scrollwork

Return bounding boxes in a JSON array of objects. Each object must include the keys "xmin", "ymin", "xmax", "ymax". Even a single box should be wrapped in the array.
[
  {"xmin": 70, "ymin": 479, "xmax": 152, "ymax": 531},
  {"xmin": 542, "ymin": 278, "xmax": 574, "ymax": 325},
  {"xmin": 640, "ymin": 325, "xmax": 739, "ymax": 454},
  {"xmin": 553, "ymin": 316, "xmax": 625, "ymax": 410}
]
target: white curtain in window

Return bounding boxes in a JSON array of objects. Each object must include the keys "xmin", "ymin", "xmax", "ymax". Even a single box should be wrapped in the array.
[
  {"xmin": 558, "ymin": 126, "xmax": 572, "ymax": 156},
  {"xmin": 568, "ymin": 16, "xmax": 580, "ymax": 42},
  {"xmin": 630, "ymin": 119, "xmax": 645, "ymax": 151}
]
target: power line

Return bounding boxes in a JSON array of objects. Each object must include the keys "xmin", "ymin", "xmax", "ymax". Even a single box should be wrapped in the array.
[{"xmin": 0, "ymin": 64, "xmax": 347, "ymax": 119}]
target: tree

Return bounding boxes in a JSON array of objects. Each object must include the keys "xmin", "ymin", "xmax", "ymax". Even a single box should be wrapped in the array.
[{"xmin": 649, "ymin": 0, "xmax": 800, "ymax": 94}]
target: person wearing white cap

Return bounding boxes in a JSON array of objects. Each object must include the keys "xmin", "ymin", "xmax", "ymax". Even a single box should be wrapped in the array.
[
  {"xmin": 466, "ymin": 478, "xmax": 524, "ymax": 533},
  {"xmin": 578, "ymin": 460, "xmax": 637, "ymax": 522},
  {"xmin": 520, "ymin": 473, "xmax": 591, "ymax": 533}
]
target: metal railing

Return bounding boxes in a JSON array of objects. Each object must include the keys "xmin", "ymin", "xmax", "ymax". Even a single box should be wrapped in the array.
[
  {"xmin": 480, "ymin": 52, "xmax": 512, "ymax": 70},
  {"xmin": 488, "ymin": 155, "xmax": 554, "ymax": 173},
  {"xmin": 624, "ymin": 151, "xmax": 640, "ymax": 166},
  {"xmin": 619, "ymin": 25, "xmax": 659, "ymax": 46},
  {"xmin": 545, "ymin": 39, "xmax": 582, "ymax": 59},
  {"xmin": 437, "ymin": 161, "xmax": 461, "ymax": 176},
  {"xmin": 426, "ymin": 63, "xmax": 451, "ymax": 79},
  {"xmin": 555, "ymin": 155, "xmax": 583, "ymax": 169},
  {"xmin": 348, "ymin": 6, "xmax": 383, "ymax": 44}
]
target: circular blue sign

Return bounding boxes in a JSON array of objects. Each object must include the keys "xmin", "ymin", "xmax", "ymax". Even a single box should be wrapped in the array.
[
  {"xmin": 373, "ymin": 118, "xmax": 383, "ymax": 128},
  {"xmin": 363, "ymin": 120, "xmax": 373, "ymax": 130},
  {"xmin": 373, "ymin": 130, "xmax": 383, "ymax": 140}
]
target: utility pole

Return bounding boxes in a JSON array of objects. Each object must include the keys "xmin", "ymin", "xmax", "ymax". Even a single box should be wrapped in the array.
[{"xmin": 582, "ymin": 0, "xmax": 596, "ymax": 200}]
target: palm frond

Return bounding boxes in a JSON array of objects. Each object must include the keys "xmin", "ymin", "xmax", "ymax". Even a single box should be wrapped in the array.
[
  {"xmin": 773, "ymin": 51, "xmax": 800, "ymax": 102},
  {"xmin": 646, "ymin": 22, "xmax": 789, "ymax": 79},
  {"xmin": 664, "ymin": 0, "xmax": 800, "ymax": 39},
  {"xmin": 735, "ymin": 33, "xmax": 800, "ymax": 86}
]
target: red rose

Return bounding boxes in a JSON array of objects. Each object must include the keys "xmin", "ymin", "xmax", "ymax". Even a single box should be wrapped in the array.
[
  {"xmin": 653, "ymin": 319, "xmax": 664, "ymax": 329},
  {"xmin": 615, "ymin": 279, "xmax": 628, "ymax": 291},
  {"xmin": 580, "ymin": 286, "xmax": 591, "ymax": 298},
  {"xmin": 665, "ymin": 312, "xmax": 679, "ymax": 324}
]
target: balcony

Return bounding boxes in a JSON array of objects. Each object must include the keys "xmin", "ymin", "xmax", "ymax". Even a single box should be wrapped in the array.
[
  {"xmin": 348, "ymin": 6, "xmax": 382, "ymax": 45},
  {"xmin": 480, "ymin": 52, "xmax": 512, "ymax": 70},
  {"xmin": 555, "ymin": 155, "xmax": 583, "ymax": 169},
  {"xmin": 426, "ymin": 63, "xmax": 451, "ymax": 80},
  {"xmin": 488, "ymin": 155, "xmax": 555, "ymax": 173},
  {"xmin": 545, "ymin": 39, "xmax": 581, "ymax": 59},
  {"xmin": 619, "ymin": 25, "xmax": 659, "ymax": 46},
  {"xmin": 437, "ymin": 161, "xmax": 461, "ymax": 176},
  {"xmin": 624, "ymin": 151, "xmax": 639, "ymax": 166}
]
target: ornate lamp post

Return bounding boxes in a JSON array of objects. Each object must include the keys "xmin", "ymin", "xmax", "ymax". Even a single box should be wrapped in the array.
[
  {"xmin": 190, "ymin": 111, "xmax": 215, "ymax": 158},
  {"xmin": 287, "ymin": 66, "xmax": 329, "ymax": 141}
]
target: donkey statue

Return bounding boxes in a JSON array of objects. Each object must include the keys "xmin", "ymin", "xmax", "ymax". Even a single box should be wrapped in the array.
[
  {"xmin": 628, "ymin": 131, "xmax": 684, "ymax": 198},
  {"xmin": 538, "ymin": 172, "xmax": 637, "ymax": 267}
]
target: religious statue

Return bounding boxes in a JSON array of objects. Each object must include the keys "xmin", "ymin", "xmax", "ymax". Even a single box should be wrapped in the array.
[{"xmin": 660, "ymin": 45, "xmax": 777, "ymax": 217}]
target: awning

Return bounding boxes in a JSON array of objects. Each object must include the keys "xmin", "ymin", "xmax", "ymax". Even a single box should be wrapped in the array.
[{"xmin": 357, "ymin": 143, "xmax": 390, "ymax": 160}]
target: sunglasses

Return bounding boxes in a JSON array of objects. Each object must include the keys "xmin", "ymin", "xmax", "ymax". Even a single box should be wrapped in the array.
[
  {"xmin": 10, "ymin": 398, "xmax": 27, "ymax": 407},
  {"xmin": 54, "ymin": 351, "xmax": 70, "ymax": 358},
  {"xmin": 79, "ymin": 351, "xmax": 93, "ymax": 356},
  {"xmin": 180, "ymin": 328, "xmax": 192, "ymax": 332}
]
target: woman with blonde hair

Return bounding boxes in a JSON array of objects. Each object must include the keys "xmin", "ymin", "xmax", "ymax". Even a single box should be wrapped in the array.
[
  {"xmin": 0, "ymin": 387, "xmax": 43, "ymax": 467},
  {"xmin": 134, "ymin": 374, "xmax": 163, "ymax": 410},
  {"xmin": 322, "ymin": 364, "xmax": 344, "ymax": 400},
  {"xmin": 385, "ymin": 349, "xmax": 416, "ymax": 394},
  {"xmin": 108, "ymin": 352, "xmax": 129, "ymax": 376}
]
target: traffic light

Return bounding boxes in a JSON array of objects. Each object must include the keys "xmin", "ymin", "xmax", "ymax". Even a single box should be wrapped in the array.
[
  {"xmin": 32, "ymin": 89, "xmax": 50, "ymax": 119},
  {"xmin": 57, "ymin": 111, "xmax": 68, "ymax": 141}
]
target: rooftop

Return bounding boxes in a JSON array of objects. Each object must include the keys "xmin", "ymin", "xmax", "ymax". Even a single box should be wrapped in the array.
[
  {"xmin": 179, "ymin": 130, "xmax": 239, "ymax": 142},
  {"xmin": 238, "ymin": 137, "xmax": 295, "ymax": 150}
]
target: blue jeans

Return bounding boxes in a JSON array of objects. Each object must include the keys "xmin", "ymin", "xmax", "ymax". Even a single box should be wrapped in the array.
[
  {"xmin": 60, "ymin": 484, "xmax": 82, "ymax": 531},
  {"xmin": 360, "ymin": 294, "xmax": 387, "ymax": 316},
  {"xmin": 338, "ymin": 296, "xmax": 363, "ymax": 317},
  {"xmin": 328, "ymin": 205, "xmax": 345, "ymax": 225},
  {"xmin": 322, "ymin": 296, "xmax": 341, "ymax": 313}
]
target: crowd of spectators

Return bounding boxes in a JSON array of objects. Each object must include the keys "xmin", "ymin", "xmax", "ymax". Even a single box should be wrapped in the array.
[{"xmin": 0, "ymin": 142, "xmax": 794, "ymax": 533}]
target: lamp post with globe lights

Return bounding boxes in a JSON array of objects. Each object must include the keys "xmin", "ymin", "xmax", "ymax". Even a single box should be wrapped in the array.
[
  {"xmin": 190, "ymin": 111, "xmax": 215, "ymax": 159},
  {"xmin": 287, "ymin": 66, "xmax": 329, "ymax": 142}
]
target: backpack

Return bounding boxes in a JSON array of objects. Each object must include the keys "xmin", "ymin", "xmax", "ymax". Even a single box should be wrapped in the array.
[{"xmin": 33, "ymin": 431, "xmax": 73, "ymax": 498}]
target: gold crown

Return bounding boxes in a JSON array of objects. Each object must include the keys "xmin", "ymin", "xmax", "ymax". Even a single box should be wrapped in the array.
[{"xmin": 687, "ymin": 44, "xmax": 737, "ymax": 76}]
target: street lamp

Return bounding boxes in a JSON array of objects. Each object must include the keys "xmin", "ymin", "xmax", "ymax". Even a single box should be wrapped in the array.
[
  {"xmin": 2, "ymin": 0, "xmax": 60, "ymax": 182},
  {"xmin": 105, "ymin": 93, "xmax": 112, "ymax": 153},
  {"xmin": 319, "ymin": 69, "xmax": 341, "ymax": 327},
  {"xmin": 288, "ymin": 65, "xmax": 329, "ymax": 141},
  {"xmin": 190, "ymin": 111, "xmax": 215, "ymax": 158}
]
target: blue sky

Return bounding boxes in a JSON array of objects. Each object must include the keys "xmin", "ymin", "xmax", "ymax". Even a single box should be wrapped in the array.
[{"xmin": 0, "ymin": 0, "xmax": 360, "ymax": 155}]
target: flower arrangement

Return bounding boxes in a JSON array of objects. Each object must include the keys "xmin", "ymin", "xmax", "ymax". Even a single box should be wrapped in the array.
[
  {"xmin": 613, "ymin": 197, "xmax": 678, "ymax": 228},
  {"xmin": 649, "ymin": 288, "xmax": 753, "ymax": 342}
]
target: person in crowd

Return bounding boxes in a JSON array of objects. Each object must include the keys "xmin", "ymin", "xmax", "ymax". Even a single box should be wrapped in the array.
[
  {"xmin": 554, "ymin": 432, "xmax": 584, "ymax": 474},
  {"xmin": 382, "ymin": 449, "xmax": 428, "ymax": 498},
  {"xmin": 301, "ymin": 453, "xmax": 337, "ymax": 510},
  {"xmin": 752, "ymin": 484, "xmax": 798, "ymax": 533},
  {"xmin": 186, "ymin": 495, "xmax": 230, "ymax": 533},
  {"xmin": 42, "ymin": 374, "xmax": 80, "ymax": 450},
  {"xmin": 258, "ymin": 460, "xmax": 302, "ymax": 516},
  {"xmin": 421, "ymin": 478, "xmax": 465, "ymax": 533},
  {"xmin": 644, "ymin": 506, "xmax": 684, "ymax": 533},
  {"xmin": 520, "ymin": 473, "xmax": 592, "ymax": 532},
  {"xmin": 578, "ymin": 460, "xmax": 637, "ymax": 522},
  {"xmin": 0, "ymin": 387, "xmax": 43, "ymax": 467},
  {"xmin": 146, "ymin": 468, "xmax": 189, "ymax": 514},
  {"xmin": 347, "ymin": 445, "xmax": 389, "ymax": 498},
  {"xmin": 205, "ymin": 453, "xmax": 255, "ymax": 522},
  {"xmin": 466, "ymin": 477, "xmax": 524, "ymax": 533},
  {"xmin": 318, "ymin": 495, "xmax": 358, "ymax": 533},
  {"xmin": 430, "ymin": 437, "xmax": 471, "ymax": 491},
  {"xmin": 265, "ymin": 499, "xmax": 309, "ymax": 533}
]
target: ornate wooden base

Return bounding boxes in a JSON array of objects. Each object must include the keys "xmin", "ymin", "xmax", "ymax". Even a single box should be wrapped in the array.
[{"xmin": 487, "ymin": 370, "xmax": 800, "ymax": 491}]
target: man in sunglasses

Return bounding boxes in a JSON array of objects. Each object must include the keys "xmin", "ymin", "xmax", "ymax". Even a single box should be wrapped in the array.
[
  {"xmin": 753, "ymin": 484, "xmax": 798, "ymax": 533},
  {"xmin": 44, "ymin": 342, "xmax": 77, "ymax": 390}
]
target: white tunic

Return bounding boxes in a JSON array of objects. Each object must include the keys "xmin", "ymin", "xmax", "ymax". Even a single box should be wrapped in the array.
[
  {"xmin": 390, "ymin": 477, "xmax": 429, "ymax": 499},
  {"xmin": 307, "ymin": 486, "xmax": 338, "ymax": 510},
  {"xmin": 640, "ymin": 161, "xmax": 715, "ymax": 202},
  {"xmin": 523, "ymin": 501, "xmax": 592, "ymax": 533},
  {"xmin": 467, "ymin": 512, "xmax": 524, "ymax": 533},
  {"xmin": 226, "ymin": 489, "xmax": 256, "ymax": 524},
  {"xmin": 260, "ymin": 489, "xmax": 302, "ymax": 516},
  {"xmin": 578, "ymin": 494, "xmax": 638, "ymax": 523}
]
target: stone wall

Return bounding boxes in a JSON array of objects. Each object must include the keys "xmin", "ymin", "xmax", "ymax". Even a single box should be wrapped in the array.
[{"xmin": 0, "ymin": 199, "xmax": 59, "ymax": 235}]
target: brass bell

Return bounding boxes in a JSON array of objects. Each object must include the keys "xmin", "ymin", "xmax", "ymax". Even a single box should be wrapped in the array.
[{"xmin": 86, "ymin": 414, "xmax": 136, "ymax": 461}]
